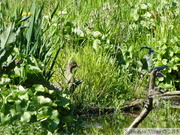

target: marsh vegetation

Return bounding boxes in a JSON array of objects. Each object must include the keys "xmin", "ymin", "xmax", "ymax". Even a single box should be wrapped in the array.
[{"xmin": 0, "ymin": 0, "xmax": 179, "ymax": 134}]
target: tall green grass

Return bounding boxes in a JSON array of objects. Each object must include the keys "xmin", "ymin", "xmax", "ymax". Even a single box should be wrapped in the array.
[
  {"xmin": 53, "ymin": 45, "xmax": 147, "ymax": 108},
  {"xmin": 3, "ymin": 0, "xmax": 179, "ymax": 105},
  {"xmin": 45, "ymin": 0, "xmax": 180, "ymax": 108},
  {"xmin": 1, "ymin": 0, "xmax": 179, "ymax": 134}
]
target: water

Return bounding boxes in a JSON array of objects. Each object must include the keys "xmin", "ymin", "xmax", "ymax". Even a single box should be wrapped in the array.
[{"xmin": 77, "ymin": 106, "xmax": 180, "ymax": 134}]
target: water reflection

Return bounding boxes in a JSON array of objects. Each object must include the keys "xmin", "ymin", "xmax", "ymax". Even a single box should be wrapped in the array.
[{"xmin": 77, "ymin": 107, "xmax": 179, "ymax": 134}]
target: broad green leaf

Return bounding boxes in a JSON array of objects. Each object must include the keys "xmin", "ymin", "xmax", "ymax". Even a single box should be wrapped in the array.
[
  {"xmin": 18, "ymin": 93, "xmax": 29, "ymax": 100},
  {"xmin": 26, "ymin": 65, "xmax": 42, "ymax": 74},
  {"xmin": 63, "ymin": 116, "xmax": 75, "ymax": 123},
  {"xmin": 37, "ymin": 96, "xmax": 52, "ymax": 105},
  {"xmin": 34, "ymin": 84, "xmax": 45, "ymax": 92},
  {"xmin": 37, "ymin": 106, "xmax": 52, "ymax": 121},
  {"xmin": 20, "ymin": 111, "xmax": 31, "ymax": 122},
  {"xmin": 172, "ymin": 65, "xmax": 178, "ymax": 70},
  {"xmin": 13, "ymin": 66, "xmax": 21, "ymax": 76},
  {"xmin": 38, "ymin": 108, "xmax": 59, "ymax": 132},
  {"xmin": 10, "ymin": 109, "xmax": 16, "ymax": 117},
  {"xmin": 58, "ymin": 96, "xmax": 70, "ymax": 107},
  {"xmin": 27, "ymin": 55, "xmax": 44, "ymax": 69},
  {"xmin": 159, "ymin": 83, "xmax": 174, "ymax": 89},
  {"xmin": 18, "ymin": 85, "xmax": 25, "ymax": 91},
  {"xmin": 50, "ymin": 110, "xmax": 59, "ymax": 124},
  {"xmin": 0, "ymin": 75, "xmax": 11, "ymax": 87},
  {"xmin": 162, "ymin": 59, "xmax": 168, "ymax": 65},
  {"xmin": 169, "ymin": 50, "xmax": 174, "ymax": 57},
  {"xmin": 15, "ymin": 100, "xmax": 23, "ymax": 112},
  {"xmin": 0, "ymin": 23, "xmax": 16, "ymax": 48},
  {"xmin": 0, "ymin": 113, "xmax": 11, "ymax": 124},
  {"xmin": 173, "ymin": 46, "xmax": 179, "ymax": 53}
]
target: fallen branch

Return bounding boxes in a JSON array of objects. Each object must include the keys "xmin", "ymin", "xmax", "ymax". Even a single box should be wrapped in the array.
[{"xmin": 124, "ymin": 70, "xmax": 157, "ymax": 135}]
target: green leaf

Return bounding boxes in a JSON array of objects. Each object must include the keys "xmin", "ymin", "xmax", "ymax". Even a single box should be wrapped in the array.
[
  {"xmin": 26, "ymin": 65, "xmax": 42, "ymax": 74},
  {"xmin": 18, "ymin": 93, "xmax": 29, "ymax": 100},
  {"xmin": 25, "ymin": 1, "xmax": 36, "ymax": 55},
  {"xmin": 58, "ymin": 96, "xmax": 70, "ymax": 107},
  {"xmin": 37, "ymin": 107, "xmax": 50, "ymax": 121},
  {"xmin": 92, "ymin": 31, "xmax": 101, "ymax": 38},
  {"xmin": 15, "ymin": 22, "xmax": 30, "ymax": 36},
  {"xmin": 143, "ymin": 12, "xmax": 152, "ymax": 18},
  {"xmin": 0, "ymin": 113, "xmax": 11, "ymax": 124},
  {"xmin": 162, "ymin": 59, "xmax": 168, "ymax": 65},
  {"xmin": 50, "ymin": 110, "xmax": 59, "ymax": 125},
  {"xmin": 37, "ymin": 107, "xmax": 59, "ymax": 132},
  {"xmin": 159, "ymin": 83, "xmax": 174, "ymax": 89},
  {"xmin": 19, "ymin": 15, "xmax": 31, "ymax": 23},
  {"xmin": 0, "ymin": 75, "xmax": 11, "ymax": 87},
  {"xmin": 63, "ymin": 116, "xmax": 75, "ymax": 124},
  {"xmin": 20, "ymin": 111, "xmax": 31, "ymax": 122},
  {"xmin": 15, "ymin": 100, "xmax": 23, "ymax": 112},
  {"xmin": 0, "ymin": 28, "xmax": 15, "ymax": 64},
  {"xmin": 34, "ymin": 84, "xmax": 45, "ymax": 92},
  {"xmin": 20, "ymin": 65, "xmax": 27, "ymax": 82},
  {"xmin": 10, "ymin": 109, "xmax": 16, "ymax": 117},
  {"xmin": 50, "ymin": 3, "xmax": 59, "ymax": 19},
  {"xmin": 13, "ymin": 66, "xmax": 21, "ymax": 77},
  {"xmin": 37, "ymin": 96, "xmax": 52, "ymax": 105},
  {"xmin": 0, "ymin": 23, "xmax": 16, "ymax": 48},
  {"xmin": 131, "ymin": 9, "xmax": 139, "ymax": 21},
  {"xmin": 93, "ymin": 39, "xmax": 101, "ymax": 50},
  {"xmin": 140, "ymin": 3, "xmax": 148, "ymax": 9}
]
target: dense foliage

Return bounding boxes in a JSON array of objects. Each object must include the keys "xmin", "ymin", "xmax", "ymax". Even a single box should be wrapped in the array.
[
  {"xmin": 0, "ymin": 1, "xmax": 74, "ymax": 133},
  {"xmin": 0, "ymin": 0, "xmax": 179, "ymax": 134}
]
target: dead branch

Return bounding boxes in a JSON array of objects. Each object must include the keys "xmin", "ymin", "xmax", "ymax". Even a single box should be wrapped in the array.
[{"xmin": 124, "ymin": 70, "xmax": 157, "ymax": 135}]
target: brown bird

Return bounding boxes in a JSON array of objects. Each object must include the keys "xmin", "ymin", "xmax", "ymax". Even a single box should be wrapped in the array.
[{"xmin": 53, "ymin": 61, "xmax": 81, "ymax": 93}]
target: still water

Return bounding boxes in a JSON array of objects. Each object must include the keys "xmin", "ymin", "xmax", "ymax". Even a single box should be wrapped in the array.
[{"xmin": 77, "ymin": 106, "xmax": 180, "ymax": 134}]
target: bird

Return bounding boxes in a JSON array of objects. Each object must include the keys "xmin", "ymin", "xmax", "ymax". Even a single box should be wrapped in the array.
[{"xmin": 53, "ymin": 61, "xmax": 82, "ymax": 93}]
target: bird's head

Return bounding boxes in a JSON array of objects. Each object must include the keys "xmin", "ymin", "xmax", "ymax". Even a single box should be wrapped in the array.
[{"xmin": 68, "ymin": 61, "xmax": 80, "ymax": 69}]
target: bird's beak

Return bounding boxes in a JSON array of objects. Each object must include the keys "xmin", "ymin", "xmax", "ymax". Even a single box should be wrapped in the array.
[{"xmin": 76, "ymin": 65, "xmax": 80, "ymax": 68}]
